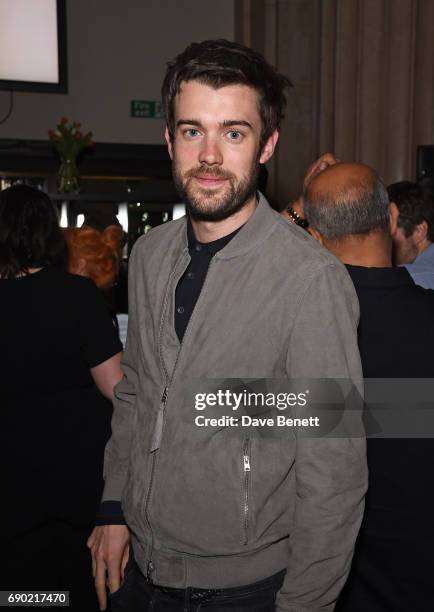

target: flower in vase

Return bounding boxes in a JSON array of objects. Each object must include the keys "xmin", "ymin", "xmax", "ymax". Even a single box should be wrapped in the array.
[
  {"xmin": 48, "ymin": 118, "xmax": 93, "ymax": 193},
  {"xmin": 48, "ymin": 117, "xmax": 93, "ymax": 161}
]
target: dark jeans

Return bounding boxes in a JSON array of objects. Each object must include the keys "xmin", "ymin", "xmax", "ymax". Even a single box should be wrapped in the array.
[{"xmin": 109, "ymin": 558, "xmax": 285, "ymax": 612}]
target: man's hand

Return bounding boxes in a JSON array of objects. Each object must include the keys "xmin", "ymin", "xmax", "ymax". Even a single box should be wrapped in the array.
[
  {"xmin": 87, "ymin": 524, "xmax": 130, "ymax": 611},
  {"xmin": 303, "ymin": 152, "xmax": 339, "ymax": 190},
  {"xmin": 283, "ymin": 153, "xmax": 340, "ymax": 224}
]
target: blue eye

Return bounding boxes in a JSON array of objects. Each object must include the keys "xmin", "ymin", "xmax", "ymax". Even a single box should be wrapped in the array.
[
  {"xmin": 227, "ymin": 130, "xmax": 243, "ymax": 142},
  {"xmin": 185, "ymin": 128, "xmax": 199, "ymax": 138}
]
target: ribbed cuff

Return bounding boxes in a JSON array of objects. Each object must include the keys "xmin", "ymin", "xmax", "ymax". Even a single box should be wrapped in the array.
[{"xmin": 95, "ymin": 500, "xmax": 127, "ymax": 525}]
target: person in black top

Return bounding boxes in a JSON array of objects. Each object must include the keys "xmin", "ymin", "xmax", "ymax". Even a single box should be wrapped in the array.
[
  {"xmin": 303, "ymin": 162, "xmax": 434, "ymax": 611},
  {"xmin": 0, "ymin": 186, "xmax": 123, "ymax": 611}
]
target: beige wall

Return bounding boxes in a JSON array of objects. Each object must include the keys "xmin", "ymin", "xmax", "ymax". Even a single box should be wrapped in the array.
[
  {"xmin": 0, "ymin": 0, "xmax": 234, "ymax": 144},
  {"xmin": 236, "ymin": 0, "xmax": 434, "ymax": 205}
]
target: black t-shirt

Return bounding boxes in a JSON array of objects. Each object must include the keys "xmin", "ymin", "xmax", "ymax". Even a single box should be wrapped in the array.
[
  {"xmin": 337, "ymin": 265, "xmax": 434, "ymax": 612},
  {"xmin": 174, "ymin": 219, "xmax": 241, "ymax": 342},
  {"xmin": 0, "ymin": 266, "xmax": 122, "ymax": 532},
  {"xmin": 347, "ymin": 264, "xmax": 434, "ymax": 378}
]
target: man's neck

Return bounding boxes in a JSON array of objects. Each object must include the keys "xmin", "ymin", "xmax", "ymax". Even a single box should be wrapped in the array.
[
  {"xmin": 416, "ymin": 239, "xmax": 433, "ymax": 259},
  {"xmin": 190, "ymin": 195, "xmax": 257, "ymax": 243},
  {"xmin": 326, "ymin": 232, "xmax": 393, "ymax": 268}
]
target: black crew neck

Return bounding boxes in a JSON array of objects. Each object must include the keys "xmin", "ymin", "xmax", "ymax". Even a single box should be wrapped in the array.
[
  {"xmin": 187, "ymin": 217, "xmax": 243, "ymax": 256},
  {"xmin": 345, "ymin": 264, "xmax": 415, "ymax": 288}
]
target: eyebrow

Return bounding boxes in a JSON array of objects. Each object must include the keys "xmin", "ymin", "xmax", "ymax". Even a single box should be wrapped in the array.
[
  {"xmin": 176, "ymin": 119, "xmax": 253, "ymax": 130},
  {"xmin": 221, "ymin": 120, "xmax": 253, "ymax": 130}
]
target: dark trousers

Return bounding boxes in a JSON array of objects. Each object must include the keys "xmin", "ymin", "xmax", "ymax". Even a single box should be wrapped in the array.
[{"xmin": 110, "ymin": 559, "xmax": 285, "ymax": 612}]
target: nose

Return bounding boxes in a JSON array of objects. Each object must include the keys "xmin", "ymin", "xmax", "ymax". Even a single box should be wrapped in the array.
[{"xmin": 198, "ymin": 135, "xmax": 223, "ymax": 166}]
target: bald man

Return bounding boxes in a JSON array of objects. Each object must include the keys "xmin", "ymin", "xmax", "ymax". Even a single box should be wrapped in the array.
[
  {"xmin": 304, "ymin": 162, "xmax": 434, "ymax": 612},
  {"xmin": 281, "ymin": 153, "xmax": 338, "ymax": 228}
]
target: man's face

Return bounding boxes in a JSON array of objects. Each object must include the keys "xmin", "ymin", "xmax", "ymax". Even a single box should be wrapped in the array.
[
  {"xmin": 166, "ymin": 81, "xmax": 277, "ymax": 221},
  {"xmin": 392, "ymin": 226, "xmax": 419, "ymax": 265}
]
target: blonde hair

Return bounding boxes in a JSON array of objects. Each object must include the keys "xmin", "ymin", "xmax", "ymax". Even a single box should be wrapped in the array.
[{"xmin": 64, "ymin": 225, "xmax": 123, "ymax": 288}]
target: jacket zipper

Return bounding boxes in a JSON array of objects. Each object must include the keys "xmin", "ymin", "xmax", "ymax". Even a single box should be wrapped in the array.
[
  {"xmin": 145, "ymin": 385, "xmax": 168, "ymax": 581},
  {"xmin": 145, "ymin": 253, "xmax": 217, "ymax": 580},
  {"xmin": 144, "ymin": 249, "xmax": 189, "ymax": 583},
  {"xmin": 242, "ymin": 438, "xmax": 251, "ymax": 545},
  {"xmin": 150, "ymin": 386, "xmax": 168, "ymax": 452}
]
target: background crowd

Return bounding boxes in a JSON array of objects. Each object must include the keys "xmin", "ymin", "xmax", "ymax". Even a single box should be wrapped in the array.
[{"xmin": 1, "ymin": 149, "xmax": 433, "ymax": 611}]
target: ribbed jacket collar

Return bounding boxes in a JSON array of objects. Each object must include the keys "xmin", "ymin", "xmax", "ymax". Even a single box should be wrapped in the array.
[{"xmin": 179, "ymin": 192, "xmax": 278, "ymax": 260}]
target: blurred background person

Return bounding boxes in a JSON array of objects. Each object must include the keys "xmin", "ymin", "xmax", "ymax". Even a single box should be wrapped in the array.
[
  {"xmin": 388, "ymin": 181, "xmax": 434, "ymax": 288},
  {"xmin": 0, "ymin": 185, "xmax": 123, "ymax": 610},
  {"xmin": 303, "ymin": 162, "xmax": 434, "ymax": 612},
  {"xmin": 64, "ymin": 225, "xmax": 124, "ymax": 291},
  {"xmin": 280, "ymin": 153, "xmax": 338, "ymax": 229},
  {"xmin": 64, "ymin": 224, "xmax": 128, "ymax": 345}
]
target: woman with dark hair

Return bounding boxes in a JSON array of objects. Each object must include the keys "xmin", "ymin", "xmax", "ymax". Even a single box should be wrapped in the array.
[
  {"xmin": 0, "ymin": 185, "xmax": 123, "ymax": 610},
  {"xmin": 0, "ymin": 184, "xmax": 66, "ymax": 277}
]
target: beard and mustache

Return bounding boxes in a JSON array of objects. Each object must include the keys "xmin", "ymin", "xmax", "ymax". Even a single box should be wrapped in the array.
[{"xmin": 172, "ymin": 153, "xmax": 261, "ymax": 222}]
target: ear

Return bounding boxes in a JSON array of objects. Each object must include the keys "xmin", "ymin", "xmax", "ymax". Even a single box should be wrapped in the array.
[
  {"xmin": 309, "ymin": 227, "xmax": 324, "ymax": 245},
  {"xmin": 389, "ymin": 201, "xmax": 399, "ymax": 236},
  {"xmin": 413, "ymin": 220, "xmax": 428, "ymax": 243},
  {"xmin": 259, "ymin": 130, "xmax": 279, "ymax": 164},
  {"xmin": 165, "ymin": 126, "xmax": 173, "ymax": 160}
]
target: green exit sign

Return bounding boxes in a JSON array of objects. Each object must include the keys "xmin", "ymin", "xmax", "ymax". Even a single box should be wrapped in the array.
[{"xmin": 130, "ymin": 100, "xmax": 165, "ymax": 119}]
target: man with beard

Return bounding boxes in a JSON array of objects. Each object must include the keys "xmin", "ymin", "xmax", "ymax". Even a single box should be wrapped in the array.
[
  {"xmin": 88, "ymin": 40, "xmax": 367, "ymax": 612},
  {"xmin": 387, "ymin": 181, "xmax": 434, "ymax": 289}
]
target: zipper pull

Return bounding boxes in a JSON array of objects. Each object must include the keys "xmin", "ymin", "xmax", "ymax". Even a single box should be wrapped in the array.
[
  {"xmin": 146, "ymin": 560, "xmax": 155, "ymax": 582},
  {"xmin": 150, "ymin": 386, "xmax": 168, "ymax": 453},
  {"xmin": 243, "ymin": 454, "xmax": 251, "ymax": 471}
]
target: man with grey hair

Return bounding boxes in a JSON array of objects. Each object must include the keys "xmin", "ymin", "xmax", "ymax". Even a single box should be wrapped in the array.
[
  {"xmin": 304, "ymin": 161, "xmax": 434, "ymax": 611},
  {"xmin": 304, "ymin": 162, "xmax": 391, "ymax": 257}
]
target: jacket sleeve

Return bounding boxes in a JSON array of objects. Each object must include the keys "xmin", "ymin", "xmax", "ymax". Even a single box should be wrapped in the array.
[
  {"xmin": 276, "ymin": 263, "xmax": 368, "ymax": 612},
  {"xmin": 101, "ymin": 244, "xmax": 141, "ymax": 502}
]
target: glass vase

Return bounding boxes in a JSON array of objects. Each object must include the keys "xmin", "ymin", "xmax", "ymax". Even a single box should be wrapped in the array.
[{"xmin": 57, "ymin": 157, "xmax": 80, "ymax": 193}]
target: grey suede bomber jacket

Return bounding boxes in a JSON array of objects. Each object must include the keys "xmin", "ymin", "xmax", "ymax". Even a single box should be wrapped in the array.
[{"xmin": 102, "ymin": 195, "xmax": 368, "ymax": 611}]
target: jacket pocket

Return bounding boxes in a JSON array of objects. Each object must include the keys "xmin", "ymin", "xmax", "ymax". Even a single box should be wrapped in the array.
[{"xmin": 150, "ymin": 432, "xmax": 258, "ymax": 555}]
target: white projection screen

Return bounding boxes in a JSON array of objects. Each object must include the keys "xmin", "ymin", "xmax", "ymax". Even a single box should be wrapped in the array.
[{"xmin": 0, "ymin": 0, "xmax": 67, "ymax": 93}]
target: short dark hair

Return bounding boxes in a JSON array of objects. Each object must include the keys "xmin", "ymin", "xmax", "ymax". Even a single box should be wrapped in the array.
[
  {"xmin": 161, "ymin": 39, "xmax": 292, "ymax": 147},
  {"xmin": 387, "ymin": 181, "xmax": 434, "ymax": 242},
  {"xmin": 0, "ymin": 185, "xmax": 66, "ymax": 279},
  {"xmin": 304, "ymin": 174, "xmax": 390, "ymax": 241}
]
